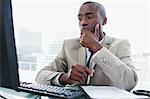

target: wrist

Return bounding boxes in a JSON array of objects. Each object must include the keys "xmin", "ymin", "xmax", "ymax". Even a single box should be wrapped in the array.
[
  {"xmin": 92, "ymin": 43, "xmax": 102, "ymax": 53},
  {"xmin": 59, "ymin": 73, "xmax": 68, "ymax": 85}
]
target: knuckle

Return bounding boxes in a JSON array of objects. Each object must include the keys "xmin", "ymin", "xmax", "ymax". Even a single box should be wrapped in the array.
[{"xmin": 72, "ymin": 65, "xmax": 76, "ymax": 68}]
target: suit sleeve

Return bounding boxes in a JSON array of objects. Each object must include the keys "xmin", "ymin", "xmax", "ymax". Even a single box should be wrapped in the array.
[
  {"xmin": 92, "ymin": 40, "xmax": 138, "ymax": 91},
  {"xmin": 35, "ymin": 41, "xmax": 68, "ymax": 85}
]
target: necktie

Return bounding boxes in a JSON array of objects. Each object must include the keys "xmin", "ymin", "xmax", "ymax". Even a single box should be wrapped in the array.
[
  {"xmin": 86, "ymin": 51, "xmax": 94, "ymax": 67},
  {"xmin": 84, "ymin": 51, "xmax": 94, "ymax": 85}
]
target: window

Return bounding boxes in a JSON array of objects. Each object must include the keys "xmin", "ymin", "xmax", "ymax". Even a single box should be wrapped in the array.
[
  {"xmin": 12, "ymin": 0, "xmax": 81, "ymax": 83},
  {"xmin": 12, "ymin": 0, "xmax": 150, "ymax": 90}
]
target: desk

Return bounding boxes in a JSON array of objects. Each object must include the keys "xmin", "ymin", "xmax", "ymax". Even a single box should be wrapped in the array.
[
  {"xmin": 0, "ymin": 86, "xmax": 147, "ymax": 99},
  {"xmin": 0, "ymin": 87, "xmax": 40, "ymax": 99}
]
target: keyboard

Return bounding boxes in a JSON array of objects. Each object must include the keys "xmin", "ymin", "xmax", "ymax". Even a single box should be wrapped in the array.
[{"xmin": 18, "ymin": 82, "xmax": 84, "ymax": 98}]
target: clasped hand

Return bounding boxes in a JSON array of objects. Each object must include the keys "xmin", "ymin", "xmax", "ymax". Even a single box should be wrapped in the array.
[
  {"xmin": 80, "ymin": 24, "xmax": 102, "ymax": 52},
  {"xmin": 59, "ymin": 64, "xmax": 94, "ymax": 85}
]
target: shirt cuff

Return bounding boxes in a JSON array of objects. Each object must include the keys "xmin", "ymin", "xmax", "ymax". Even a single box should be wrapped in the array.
[{"xmin": 51, "ymin": 73, "xmax": 63, "ymax": 86}]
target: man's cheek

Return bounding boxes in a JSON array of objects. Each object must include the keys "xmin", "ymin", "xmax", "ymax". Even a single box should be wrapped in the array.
[{"xmin": 89, "ymin": 24, "xmax": 96, "ymax": 33}]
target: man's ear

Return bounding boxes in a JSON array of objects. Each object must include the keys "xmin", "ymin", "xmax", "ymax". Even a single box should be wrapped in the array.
[{"xmin": 102, "ymin": 17, "xmax": 107, "ymax": 25}]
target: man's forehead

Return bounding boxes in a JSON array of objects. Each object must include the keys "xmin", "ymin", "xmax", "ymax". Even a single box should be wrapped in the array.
[{"xmin": 79, "ymin": 3, "xmax": 97, "ymax": 14}]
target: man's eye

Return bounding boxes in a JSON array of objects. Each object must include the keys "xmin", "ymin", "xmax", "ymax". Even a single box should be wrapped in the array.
[
  {"xmin": 78, "ymin": 17, "xmax": 82, "ymax": 21},
  {"xmin": 87, "ymin": 15, "xmax": 93, "ymax": 19}
]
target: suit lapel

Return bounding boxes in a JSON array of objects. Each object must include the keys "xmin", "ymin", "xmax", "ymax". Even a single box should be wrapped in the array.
[
  {"xmin": 101, "ymin": 35, "xmax": 113, "ymax": 49},
  {"xmin": 77, "ymin": 45, "xmax": 86, "ymax": 65}
]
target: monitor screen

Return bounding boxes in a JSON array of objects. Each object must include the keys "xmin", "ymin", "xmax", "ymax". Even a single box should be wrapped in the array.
[{"xmin": 0, "ymin": 0, "xmax": 19, "ymax": 89}]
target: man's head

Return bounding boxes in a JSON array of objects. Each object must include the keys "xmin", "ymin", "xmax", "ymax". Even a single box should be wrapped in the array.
[{"xmin": 78, "ymin": 1, "xmax": 107, "ymax": 35}]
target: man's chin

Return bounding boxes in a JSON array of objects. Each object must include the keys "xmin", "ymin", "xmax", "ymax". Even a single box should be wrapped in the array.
[
  {"xmin": 83, "ymin": 28, "xmax": 90, "ymax": 31},
  {"xmin": 81, "ymin": 29, "xmax": 90, "ymax": 32},
  {"xmin": 81, "ymin": 29, "xmax": 94, "ymax": 33}
]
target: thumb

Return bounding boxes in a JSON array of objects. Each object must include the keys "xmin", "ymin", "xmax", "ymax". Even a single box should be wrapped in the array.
[
  {"xmin": 94, "ymin": 24, "xmax": 99, "ymax": 34},
  {"xmin": 85, "ymin": 67, "xmax": 94, "ymax": 75},
  {"xmin": 94, "ymin": 24, "xmax": 100, "ymax": 40}
]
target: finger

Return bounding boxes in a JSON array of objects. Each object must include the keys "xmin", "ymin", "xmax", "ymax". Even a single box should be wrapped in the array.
[
  {"xmin": 80, "ymin": 33, "xmax": 83, "ymax": 38},
  {"xmin": 80, "ymin": 36, "xmax": 83, "ymax": 43},
  {"xmin": 70, "ymin": 74, "xmax": 82, "ymax": 83},
  {"xmin": 69, "ymin": 79, "xmax": 80, "ymax": 85},
  {"xmin": 71, "ymin": 69, "xmax": 84, "ymax": 80},
  {"xmin": 85, "ymin": 67, "xmax": 94, "ymax": 75},
  {"xmin": 94, "ymin": 24, "xmax": 100, "ymax": 39},
  {"xmin": 90, "ymin": 69, "xmax": 95, "ymax": 76},
  {"xmin": 72, "ymin": 69, "xmax": 86, "ymax": 78},
  {"xmin": 69, "ymin": 80, "xmax": 80, "ymax": 86},
  {"xmin": 72, "ymin": 65, "xmax": 86, "ymax": 74},
  {"xmin": 72, "ymin": 65, "xmax": 87, "ymax": 80},
  {"xmin": 75, "ymin": 64, "xmax": 89, "ymax": 78},
  {"xmin": 80, "ymin": 34, "xmax": 85, "ymax": 46},
  {"xmin": 94, "ymin": 24, "xmax": 99, "ymax": 34}
]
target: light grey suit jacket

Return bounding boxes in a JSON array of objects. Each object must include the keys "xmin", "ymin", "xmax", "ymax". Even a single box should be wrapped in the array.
[{"xmin": 35, "ymin": 35, "xmax": 138, "ymax": 91}]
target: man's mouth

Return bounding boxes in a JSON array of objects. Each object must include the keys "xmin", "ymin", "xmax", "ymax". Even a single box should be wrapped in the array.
[
  {"xmin": 82, "ymin": 28, "xmax": 89, "ymax": 30},
  {"xmin": 81, "ymin": 28, "xmax": 90, "ymax": 31}
]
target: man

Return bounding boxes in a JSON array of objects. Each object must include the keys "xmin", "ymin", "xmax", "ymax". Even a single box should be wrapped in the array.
[{"xmin": 35, "ymin": 1, "xmax": 138, "ymax": 91}]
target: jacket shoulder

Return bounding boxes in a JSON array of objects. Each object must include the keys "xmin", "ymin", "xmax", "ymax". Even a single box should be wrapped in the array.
[
  {"xmin": 63, "ymin": 38, "xmax": 80, "ymax": 48},
  {"xmin": 110, "ymin": 37, "xmax": 130, "ymax": 48}
]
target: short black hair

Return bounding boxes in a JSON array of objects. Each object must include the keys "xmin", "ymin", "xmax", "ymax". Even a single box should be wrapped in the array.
[{"xmin": 82, "ymin": 1, "xmax": 106, "ymax": 17}]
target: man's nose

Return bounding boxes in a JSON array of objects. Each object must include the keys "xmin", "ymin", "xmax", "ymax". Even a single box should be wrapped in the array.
[{"xmin": 80, "ymin": 17, "xmax": 88, "ymax": 26}]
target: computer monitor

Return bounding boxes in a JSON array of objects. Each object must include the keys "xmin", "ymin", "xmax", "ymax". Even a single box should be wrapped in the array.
[{"xmin": 0, "ymin": 0, "xmax": 19, "ymax": 89}]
